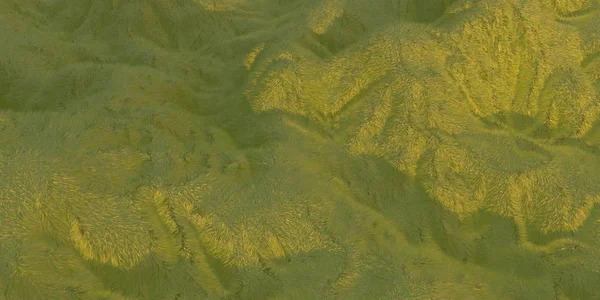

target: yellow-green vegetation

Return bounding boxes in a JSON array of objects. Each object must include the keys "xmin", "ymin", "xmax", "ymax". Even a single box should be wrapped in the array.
[{"xmin": 1, "ymin": 0, "xmax": 600, "ymax": 299}]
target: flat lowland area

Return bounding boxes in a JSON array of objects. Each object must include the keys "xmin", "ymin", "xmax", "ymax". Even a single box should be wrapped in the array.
[{"xmin": 1, "ymin": 0, "xmax": 600, "ymax": 299}]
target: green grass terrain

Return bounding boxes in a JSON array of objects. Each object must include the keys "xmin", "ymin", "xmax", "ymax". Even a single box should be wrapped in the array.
[{"xmin": 1, "ymin": 0, "xmax": 600, "ymax": 299}]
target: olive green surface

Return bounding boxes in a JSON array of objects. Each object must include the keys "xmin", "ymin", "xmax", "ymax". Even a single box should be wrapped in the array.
[{"xmin": 1, "ymin": 0, "xmax": 600, "ymax": 299}]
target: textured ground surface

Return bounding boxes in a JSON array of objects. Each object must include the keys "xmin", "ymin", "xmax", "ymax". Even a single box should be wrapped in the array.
[{"xmin": 1, "ymin": 0, "xmax": 600, "ymax": 299}]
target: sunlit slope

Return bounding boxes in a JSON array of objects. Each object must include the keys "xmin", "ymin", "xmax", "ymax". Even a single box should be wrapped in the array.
[{"xmin": 1, "ymin": 0, "xmax": 600, "ymax": 299}]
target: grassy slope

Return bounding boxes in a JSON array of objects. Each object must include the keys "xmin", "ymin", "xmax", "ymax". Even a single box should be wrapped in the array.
[{"xmin": 1, "ymin": 0, "xmax": 600, "ymax": 299}]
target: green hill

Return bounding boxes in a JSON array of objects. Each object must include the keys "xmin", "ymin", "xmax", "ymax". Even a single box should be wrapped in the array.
[{"xmin": 1, "ymin": 0, "xmax": 600, "ymax": 299}]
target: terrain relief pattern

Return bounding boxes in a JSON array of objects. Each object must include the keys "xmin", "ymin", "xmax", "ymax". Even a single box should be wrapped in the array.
[{"xmin": 1, "ymin": 0, "xmax": 600, "ymax": 299}]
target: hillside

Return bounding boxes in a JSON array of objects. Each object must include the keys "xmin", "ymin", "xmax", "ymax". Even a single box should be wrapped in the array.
[{"xmin": 1, "ymin": 0, "xmax": 600, "ymax": 299}]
